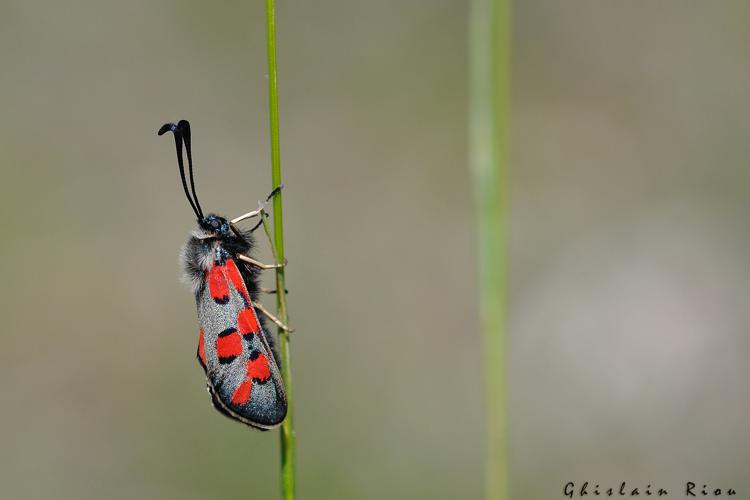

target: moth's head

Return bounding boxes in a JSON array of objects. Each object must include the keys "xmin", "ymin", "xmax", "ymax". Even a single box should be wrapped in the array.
[{"xmin": 198, "ymin": 214, "xmax": 230, "ymax": 237}]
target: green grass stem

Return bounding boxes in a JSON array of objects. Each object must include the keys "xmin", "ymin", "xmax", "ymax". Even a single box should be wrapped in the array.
[
  {"xmin": 263, "ymin": 1, "xmax": 295, "ymax": 498},
  {"xmin": 469, "ymin": 0, "xmax": 510, "ymax": 499}
]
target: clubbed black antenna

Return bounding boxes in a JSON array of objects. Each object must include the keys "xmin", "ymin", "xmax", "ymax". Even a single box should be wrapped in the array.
[
  {"xmin": 176, "ymin": 120, "xmax": 204, "ymax": 219},
  {"xmin": 158, "ymin": 120, "xmax": 204, "ymax": 220}
]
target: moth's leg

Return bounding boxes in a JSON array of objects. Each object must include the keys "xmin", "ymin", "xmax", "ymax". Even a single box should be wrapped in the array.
[
  {"xmin": 233, "ymin": 185, "xmax": 289, "ymax": 269},
  {"xmin": 230, "ymin": 208, "xmax": 263, "ymax": 225},
  {"xmin": 230, "ymin": 185, "xmax": 283, "ymax": 236},
  {"xmin": 260, "ymin": 287, "xmax": 288, "ymax": 294},
  {"xmin": 248, "ymin": 213, "xmax": 268, "ymax": 233},
  {"xmin": 248, "ymin": 187, "xmax": 293, "ymax": 333},
  {"xmin": 231, "ymin": 185, "xmax": 283, "ymax": 225},
  {"xmin": 257, "ymin": 208, "xmax": 291, "ymax": 272},
  {"xmin": 251, "ymin": 206, "xmax": 287, "ymax": 269},
  {"xmin": 237, "ymin": 254, "xmax": 287, "ymax": 270},
  {"xmin": 229, "ymin": 204, "xmax": 265, "ymax": 239},
  {"xmin": 254, "ymin": 301, "xmax": 294, "ymax": 333}
]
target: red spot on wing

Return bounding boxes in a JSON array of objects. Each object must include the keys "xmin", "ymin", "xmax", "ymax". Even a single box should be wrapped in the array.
[
  {"xmin": 216, "ymin": 331, "xmax": 243, "ymax": 359},
  {"xmin": 198, "ymin": 328, "xmax": 206, "ymax": 366},
  {"xmin": 231, "ymin": 380, "xmax": 252, "ymax": 405},
  {"xmin": 208, "ymin": 264, "xmax": 229, "ymax": 303},
  {"xmin": 237, "ymin": 308, "xmax": 260, "ymax": 336},
  {"xmin": 247, "ymin": 354, "xmax": 271, "ymax": 382},
  {"xmin": 225, "ymin": 259, "xmax": 251, "ymax": 303},
  {"xmin": 229, "ymin": 353, "xmax": 271, "ymax": 406}
]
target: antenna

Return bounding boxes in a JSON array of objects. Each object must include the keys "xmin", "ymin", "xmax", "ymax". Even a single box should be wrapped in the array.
[{"xmin": 158, "ymin": 120, "xmax": 204, "ymax": 219}]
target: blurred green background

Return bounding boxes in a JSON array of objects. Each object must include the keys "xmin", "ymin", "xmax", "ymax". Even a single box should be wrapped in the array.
[{"xmin": 1, "ymin": 1, "xmax": 749, "ymax": 499}]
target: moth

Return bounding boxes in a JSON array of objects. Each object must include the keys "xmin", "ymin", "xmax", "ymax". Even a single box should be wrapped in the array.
[{"xmin": 158, "ymin": 119, "xmax": 290, "ymax": 429}]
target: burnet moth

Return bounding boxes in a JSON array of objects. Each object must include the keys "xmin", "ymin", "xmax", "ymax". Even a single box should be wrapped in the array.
[{"xmin": 158, "ymin": 119, "xmax": 290, "ymax": 429}]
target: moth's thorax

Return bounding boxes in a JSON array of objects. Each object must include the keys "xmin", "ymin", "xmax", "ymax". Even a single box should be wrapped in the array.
[
  {"xmin": 188, "ymin": 237, "xmax": 221, "ymax": 266},
  {"xmin": 179, "ymin": 214, "xmax": 254, "ymax": 295}
]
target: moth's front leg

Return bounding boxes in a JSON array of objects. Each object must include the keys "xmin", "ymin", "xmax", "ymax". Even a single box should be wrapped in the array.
[{"xmin": 230, "ymin": 185, "xmax": 285, "ymax": 237}]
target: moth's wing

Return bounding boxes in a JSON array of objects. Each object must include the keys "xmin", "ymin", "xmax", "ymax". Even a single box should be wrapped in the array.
[{"xmin": 197, "ymin": 258, "xmax": 287, "ymax": 429}]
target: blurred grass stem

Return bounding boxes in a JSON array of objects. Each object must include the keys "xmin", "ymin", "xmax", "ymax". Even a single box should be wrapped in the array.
[
  {"xmin": 264, "ymin": 0, "xmax": 296, "ymax": 498},
  {"xmin": 469, "ymin": 0, "xmax": 510, "ymax": 499}
]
